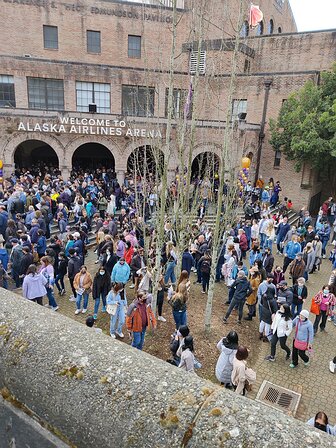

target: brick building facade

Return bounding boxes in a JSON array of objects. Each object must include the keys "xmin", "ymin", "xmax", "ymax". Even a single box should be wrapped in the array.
[{"xmin": 0, "ymin": 0, "xmax": 335, "ymax": 208}]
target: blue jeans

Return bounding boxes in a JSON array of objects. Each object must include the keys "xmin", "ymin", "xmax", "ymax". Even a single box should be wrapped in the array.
[
  {"xmin": 55, "ymin": 274, "xmax": 65, "ymax": 292},
  {"xmin": 76, "ymin": 292, "xmax": 89, "ymax": 310},
  {"xmin": 322, "ymin": 238, "xmax": 329, "ymax": 256},
  {"xmin": 260, "ymin": 233, "xmax": 267, "ymax": 249},
  {"xmin": 94, "ymin": 294, "xmax": 106, "ymax": 314},
  {"xmin": 110, "ymin": 307, "xmax": 125, "ymax": 335},
  {"xmin": 164, "ymin": 261, "xmax": 176, "ymax": 285},
  {"xmin": 46, "ymin": 287, "xmax": 58, "ymax": 308},
  {"xmin": 132, "ymin": 329, "xmax": 146, "ymax": 350},
  {"xmin": 291, "ymin": 302, "xmax": 303, "ymax": 318},
  {"xmin": 265, "ymin": 239, "xmax": 273, "ymax": 252},
  {"xmin": 276, "ymin": 236, "xmax": 284, "ymax": 253},
  {"xmin": 172, "ymin": 309, "xmax": 187, "ymax": 329}
]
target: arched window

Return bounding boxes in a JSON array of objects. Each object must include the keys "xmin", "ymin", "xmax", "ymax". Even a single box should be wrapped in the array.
[
  {"xmin": 278, "ymin": 26, "xmax": 282, "ymax": 33},
  {"xmin": 257, "ymin": 21, "xmax": 264, "ymax": 36},
  {"xmin": 240, "ymin": 21, "xmax": 249, "ymax": 38},
  {"xmin": 268, "ymin": 19, "xmax": 274, "ymax": 34}
]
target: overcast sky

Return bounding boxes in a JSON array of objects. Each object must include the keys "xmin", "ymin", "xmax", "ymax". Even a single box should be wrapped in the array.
[{"xmin": 289, "ymin": 0, "xmax": 336, "ymax": 31}]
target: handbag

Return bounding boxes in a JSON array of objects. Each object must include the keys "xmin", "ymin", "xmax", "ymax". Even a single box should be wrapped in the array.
[
  {"xmin": 106, "ymin": 304, "xmax": 118, "ymax": 316},
  {"xmin": 310, "ymin": 299, "xmax": 320, "ymax": 315},
  {"xmin": 293, "ymin": 319, "xmax": 308, "ymax": 351}
]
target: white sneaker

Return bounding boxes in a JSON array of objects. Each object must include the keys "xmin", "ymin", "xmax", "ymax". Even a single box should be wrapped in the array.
[
  {"xmin": 328, "ymin": 317, "xmax": 332, "ymax": 322},
  {"xmin": 158, "ymin": 316, "xmax": 166, "ymax": 322},
  {"xmin": 69, "ymin": 295, "xmax": 77, "ymax": 302},
  {"xmin": 110, "ymin": 333, "xmax": 116, "ymax": 339},
  {"xmin": 82, "ymin": 308, "xmax": 87, "ymax": 314},
  {"xmin": 95, "ymin": 260, "xmax": 99, "ymax": 264},
  {"xmin": 51, "ymin": 306, "xmax": 59, "ymax": 311},
  {"xmin": 330, "ymin": 361, "xmax": 336, "ymax": 374},
  {"xmin": 116, "ymin": 331, "xmax": 124, "ymax": 338},
  {"xmin": 129, "ymin": 284, "xmax": 135, "ymax": 289},
  {"xmin": 75, "ymin": 309, "xmax": 81, "ymax": 315}
]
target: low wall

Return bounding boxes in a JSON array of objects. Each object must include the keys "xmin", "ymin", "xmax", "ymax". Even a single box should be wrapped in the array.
[{"xmin": 0, "ymin": 290, "xmax": 335, "ymax": 448}]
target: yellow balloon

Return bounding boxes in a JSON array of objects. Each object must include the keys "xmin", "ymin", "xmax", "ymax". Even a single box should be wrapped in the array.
[
  {"xmin": 241, "ymin": 157, "xmax": 251, "ymax": 169},
  {"xmin": 0, "ymin": 160, "xmax": 3, "ymax": 169},
  {"xmin": 0, "ymin": 177, "xmax": 3, "ymax": 183}
]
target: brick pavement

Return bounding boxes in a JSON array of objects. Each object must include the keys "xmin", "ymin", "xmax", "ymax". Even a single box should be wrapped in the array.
[
  {"xmin": 12, "ymin": 247, "xmax": 336, "ymax": 425},
  {"xmin": 248, "ymin": 252, "xmax": 336, "ymax": 423}
]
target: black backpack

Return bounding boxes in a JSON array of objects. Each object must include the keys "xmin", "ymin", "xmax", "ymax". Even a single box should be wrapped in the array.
[{"xmin": 200, "ymin": 259, "xmax": 211, "ymax": 274}]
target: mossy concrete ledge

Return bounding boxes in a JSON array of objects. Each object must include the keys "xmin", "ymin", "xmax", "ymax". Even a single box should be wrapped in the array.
[{"xmin": 0, "ymin": 290, "xmax": 335, "ymax": 448}]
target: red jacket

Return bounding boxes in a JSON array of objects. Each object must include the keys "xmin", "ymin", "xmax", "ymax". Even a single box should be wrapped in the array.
[
  {"xmin": 239, "ymin": 233, "xmax": 248, "ymax": 251},
  {"xmin": 124, "ymin": 247, "xmax": 134, "ymax": 265}
]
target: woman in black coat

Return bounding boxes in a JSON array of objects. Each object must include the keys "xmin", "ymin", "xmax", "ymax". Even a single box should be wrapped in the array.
[
  {"xmin": 92, "ymin": 267, "xmax": 111, "ymax": 319},
  {"xmin": 259, "ymin": 286, "xmax": 278, "ymax": 341}
]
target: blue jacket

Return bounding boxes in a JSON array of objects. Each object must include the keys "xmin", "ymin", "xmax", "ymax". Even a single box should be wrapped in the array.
[
  {"xmin": 36, "ymin": 236, "xmax": 47, "ymax": 255},
  {"xmin": 181, "ymin": 251, "xmax": 194, "ymax": 275},
  {"xmin": 249, "ymin": 250, "xmax": 262, "ymax": 267},
  {"xmin": 73, "ymin": 239, "xmax": 84, "ymax": 257},
  {"xmin": 0, "ymin": 211, "xmax": 8, "ymax": 235},
  {"xmin": 29, "ymin": 225, "xmax": 40, "ymax": 244},
  {"xmin": 317, "ymin": 224, "xmax": 331, "ymax": 241},
  {"xmin": 0, "ymin": 248, "xmax": 9, "ymax": 270},
  {"xmin": 261, "ymin": 190, "xmax": 270, "ymax": 202},
  {"xmin": 276, "ymin": 222, "xmax": 290, "ymax": 241},
  {"xmin": 232, "ymin": 265, "xmax": 248, "ymax": 280},
  {"xmin": 111, "ymin": 261, "xmax": 131, "ymax": 284},
  {"xmin": 284, "ymin": 241, "xmax": 301, "ymax": 260},
  {"xmin": 292, "ymin": 316, "xmax": 314, "ymax": 345}
]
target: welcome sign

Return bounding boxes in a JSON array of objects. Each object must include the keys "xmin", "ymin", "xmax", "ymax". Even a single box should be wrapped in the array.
[{"xmin": 17, "ymin": 117, "xmax": 163, "ymax": 138}]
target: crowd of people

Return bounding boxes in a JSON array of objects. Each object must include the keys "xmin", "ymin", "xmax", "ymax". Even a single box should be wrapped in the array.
[{"xmin": 1, "ymin": 164, "xmax": 335, "ymax": 435}]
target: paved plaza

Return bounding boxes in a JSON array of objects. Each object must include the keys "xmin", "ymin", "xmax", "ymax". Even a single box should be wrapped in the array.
[{"xmin": 24, "ymin": 245, "xmax": 335, "ymax": 425}]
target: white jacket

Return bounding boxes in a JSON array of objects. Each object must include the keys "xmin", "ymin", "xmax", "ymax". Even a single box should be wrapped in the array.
[{"xmin": 271, "ymin": 312, "xmax": 293, "ymax": 337}]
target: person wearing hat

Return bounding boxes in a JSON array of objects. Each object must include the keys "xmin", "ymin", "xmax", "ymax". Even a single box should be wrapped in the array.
[
  {"xmin": 215, "ymin": 331, "xmax": 239, "ymax": 387},
  {"xmin": 290, "ymin": 309, "xmax": 314, "ymax": 368},
  {"xmin": 289, "ymin": 252, "xmax": 306, "ymax": 286}
]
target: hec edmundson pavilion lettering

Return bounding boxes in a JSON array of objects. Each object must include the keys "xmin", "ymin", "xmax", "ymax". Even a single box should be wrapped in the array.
[
  {"xmin": 2, "ymin": 0, "xmax": 174, "ymax": 21},
  {"xmin": 17, "ymin": 117, "xmax": 162, "ymax": 139}
]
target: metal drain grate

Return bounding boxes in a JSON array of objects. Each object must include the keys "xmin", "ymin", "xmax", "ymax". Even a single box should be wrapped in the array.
[{"xmin": 256, "ymin": 380, "xmax": 301, "ymax": 416}]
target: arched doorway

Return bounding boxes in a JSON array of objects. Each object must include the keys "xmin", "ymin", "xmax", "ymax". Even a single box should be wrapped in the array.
[
  {"xmin": 71, "ymin": 143, "xmax": 115, "ymax": 171},
  {"xmin": 127, "ymin": 145, "xmax": 164, "ymax": 179},
  {"xmin": 14, "ymin": 139, "xmax": 59, "ymax": 172},
  {"xmin": 191, "ymin": 152, "xmax": 220, "ymax": 181}
]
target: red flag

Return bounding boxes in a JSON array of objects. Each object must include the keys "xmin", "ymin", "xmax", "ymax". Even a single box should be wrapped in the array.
[{"xmin": 249, "ymin": 4, "xmax": 263, "ymax": 28}]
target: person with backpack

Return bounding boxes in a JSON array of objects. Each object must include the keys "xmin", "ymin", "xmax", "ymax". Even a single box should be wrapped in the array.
[{"xmin": 198, "ymin": 250, "xmax": 211, "ymax": 294}]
